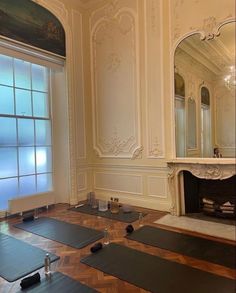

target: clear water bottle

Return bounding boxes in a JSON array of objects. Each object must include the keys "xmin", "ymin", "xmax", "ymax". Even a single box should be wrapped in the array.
[
  {"xmin": 44, "ymin": 253, "xmax": 51, "ymax": 275},
  {"xmin": 138, "ymin": 212, "xmax": 143, "ymax": 227},
  {"xmin": 103, "ymin": 228, "xmax": 110, "ymax": 245}
]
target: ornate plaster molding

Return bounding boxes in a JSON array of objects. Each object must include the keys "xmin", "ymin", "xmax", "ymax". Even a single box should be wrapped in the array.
[
  {"xmin": 149, "ymin": 137, "xmax": 163, "ymax": 157},
  {"xmin": 167, "ymin": 161, "xmax": 236, "ymax": 215},
  {"xmin": 132, "ymin": 146, "xmax": 143, "ymax": 160},
  {"xmin": 91, "ymin": 3, "xmax": 141, "ymax": 158},
  {"xmin": 99, "ymin": 130, "xmax": 135, "ymax": 156}
]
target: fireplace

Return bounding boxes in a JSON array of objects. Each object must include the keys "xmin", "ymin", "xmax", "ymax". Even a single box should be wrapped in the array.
[
  {"xmin": 183, "ymin": 171, "xmax": 236, "ymax": 218},
  {"xmin": 167, "ymin": 159, "xmax": 236, "ymax": 217}
]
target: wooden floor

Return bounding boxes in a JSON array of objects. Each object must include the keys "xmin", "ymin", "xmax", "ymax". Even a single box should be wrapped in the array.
[{"xmin": 0, "ymin": 203, "xmax": 235, "ymax": 293}]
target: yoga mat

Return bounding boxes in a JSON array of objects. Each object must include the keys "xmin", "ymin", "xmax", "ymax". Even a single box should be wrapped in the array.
[
  {"xmin": 0, "ymin": 232, "xmax": 59, "ymax": 282},
  {"xmin": 16, "ymin": 272, "xmax": 98, "ymax": 293},
  {"xmin": 81, "ymin": 243, "xmax": 235, "ymax": 293},
  {"xmin": 69, "ymin": 204, "xmax": 146, "ymax": 223},
  {"xmin": 126, "ymin": 225, "xmax": 236, "ymax": 269},
  {"xmin": 14, "ymin": 217, "xmax": 104, "ymax": 249}
]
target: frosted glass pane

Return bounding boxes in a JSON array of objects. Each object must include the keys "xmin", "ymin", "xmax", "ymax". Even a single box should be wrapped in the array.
[
  {"xmin": 36, "ymin": 147, "xmax": 52, "ymax": 173},
  {"xmin": 18, "ymin": 119, "xmax": 35, "ymax": 146},
  {"xmin": 19, "ymin": 175, "xmax": 36, "ymax": 196},
  {"xmin": 19, "ymin": 147, "xmax": 35, "ymax": 175},
  {"xmin": 0, "ymin": 118, "xmax": 17, "ymax": 146},
  {"xmin": 0, "ymin": 148, "xmax": 17, "ymax": 178},
  {"xmin": 32, "ymin": 64, "xmax": 48, "ymax": 92},
  {"xmin": 0, "ymin": 85, "xmax": 14, "ymax": 115},
  {"xmin": 33, "ymin": 92, "xmax": 49, "ymax": 117},
  {"xmin": 16, "ymin": 89, "xmax": 32, "ymax": 116},
  {"xmin": 35, "ymin": 120, "xmax": 51, "ymax": 145},
  {"xmin": 0, "ymin": 54, "xmax": 13, "ymax": 86},
  {"xmin": 0, "ymin": 178, "xmax": 18, "ymax": 210},
  {"xmin": 37, "ymin": 173, "xmax": 52, "ymax": 193},
  {"xmin": 14, "ymin": 59, "xmax": 31, "ymax": 89}
]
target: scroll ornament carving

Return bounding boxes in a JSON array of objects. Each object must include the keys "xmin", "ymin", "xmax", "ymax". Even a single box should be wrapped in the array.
[
  {"xmin": 168, "ymin": 166, "xmax": 177, "ymax": 215},
  {"xmin": 189, "ymin": 164, "xmax": 236, "ymax": 180},
  {"xmin": 107, "ymin": 53, "xmax": 121, "ymax": 72},
  {"xmin": 199, "ymin": 17, "xmax": 220, "ymax": 40},
  {"xmin": 149, "ymin": 138, "xmax": 163, "ymax": 157},
  {"xmin": 131, "ymin": 146, "xmax": 143, "ymax": 160},
  {"xmin": 100, "ymin": 130, "xmax": 135, "ymax": 156}
]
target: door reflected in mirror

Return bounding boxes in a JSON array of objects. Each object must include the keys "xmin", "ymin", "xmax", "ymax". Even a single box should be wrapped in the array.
[{"xmin": 174, "ymin": 21, "xmax": 236, "ymax": 158}]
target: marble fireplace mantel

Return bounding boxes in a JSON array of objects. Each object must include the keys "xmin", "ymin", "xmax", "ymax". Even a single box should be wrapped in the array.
[{"xmin": 167, "ymin": 158, "xmax": 236, "ymax": 216}]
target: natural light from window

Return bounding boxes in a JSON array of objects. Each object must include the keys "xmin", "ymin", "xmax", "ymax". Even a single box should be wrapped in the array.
[{"xmin": 0, "ymin": 54, "xmax": 53, "ymax": 210}]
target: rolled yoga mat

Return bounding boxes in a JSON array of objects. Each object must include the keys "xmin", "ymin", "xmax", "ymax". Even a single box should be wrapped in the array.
[
  {"xmin": 125, "ymin": 225, "xmax": 236, "ymax": 269},
  {"xmin": 14, "ymin": 217, "xmax": 104, "ymax": 249},
  {"xmin": 81, "ymin": 243, "xmax": 235, "ymax": 293},
  {"xmin": 0, "ymin": 232, "xmax": 59, "ymax": 282},
  {"xmin": 69, "ymin": 204, "xmax": 146, "ymax": 223},
  {"xmin": 16, "ymin": 271, "xmax": 99, "ymax": 293}
]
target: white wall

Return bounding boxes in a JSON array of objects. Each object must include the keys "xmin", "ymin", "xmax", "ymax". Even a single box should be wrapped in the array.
[{"xmin": 35, "ymin": 0, "xmax": 235, "ymax": 211}]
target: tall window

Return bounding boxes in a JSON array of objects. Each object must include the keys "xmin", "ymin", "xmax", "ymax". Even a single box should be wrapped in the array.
[
  {"xmin": 200, "ymin": 86, "xmax": 211, "ymax": 157},
  {"xmin": 175, "ymin": 72, "xmax": 186, "ymax": 157},
  {"xmin": 0, "ymin": 54, "xmax": 52, "ymax": 210}
]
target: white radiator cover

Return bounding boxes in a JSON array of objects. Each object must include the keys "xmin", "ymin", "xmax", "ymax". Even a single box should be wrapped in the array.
[{"xmin": 8, "ymin": 193, "xmax": 55, "ymax": 214}]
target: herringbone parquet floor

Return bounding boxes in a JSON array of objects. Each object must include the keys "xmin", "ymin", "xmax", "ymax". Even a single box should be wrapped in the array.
[{"xmin": 0, "ymin": 203, "xmax": 235, "ymax": 293}]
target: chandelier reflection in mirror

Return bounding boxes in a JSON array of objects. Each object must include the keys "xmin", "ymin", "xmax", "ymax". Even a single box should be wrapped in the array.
[{"xmin": 224, "ymin": 65, "xmax": 236, "ymax": 89}]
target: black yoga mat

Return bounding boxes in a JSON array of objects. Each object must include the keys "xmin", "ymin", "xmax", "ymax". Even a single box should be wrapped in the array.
[
  {"xmin": 69, "ymin": 204, "xmax": 146, "ymax": 223},
  {"xmin": 15, "ymin": 272, "xmax": 98, "ymax": 293},
  {"xmin": 81, "ymin": 243, "xmax": 235, "ymax": 293},
  {"xmin": 0, "ymin": 232, "xmax": 59, "ymax": 282},
  {"xmin": 126, "ymin": 225, "xmax": 236, "ymax": 269},
  {"xmin": 14, "ymin": 217, "xmax": 104, "ymax": 249}
]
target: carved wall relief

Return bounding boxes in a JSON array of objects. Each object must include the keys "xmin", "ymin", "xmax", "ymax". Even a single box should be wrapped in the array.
[{"xmin": 91, "ymin": 4, "xmax": 141, "ymax": 158}]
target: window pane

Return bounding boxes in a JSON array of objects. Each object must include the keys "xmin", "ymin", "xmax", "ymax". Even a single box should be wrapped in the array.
[
  {"xmin": 33, "ymin": 92, "xmax": 49, "ymax": 117},
  {"xmin": 19, "ymin": 147, "xmax": 35, "ymax": 175},
  {"xmin": 0, "ymin": 178, "xmax": 18, "ymax": 210},
  {"xmin": 0, "ymin": 148, "xmax": 17, "ymax": 178},
  {"xmin": 0, "ymin": 85, "xmax": 14, "ymax": 115},
  {"xmin": 14, "ymin": 59, "xmax": 31, "ymax": 89},
  {"xmin": 35, "ymin": 120, "xmax": 51, "ymax": 145},
  {"xmin": 18, "ymin": 119, "xmax": 34, "ymax": 146},
  {"xmin": 19, "ymin": 175, "xmax": 36, "ymax": 196},
  {"xmin": 37, "ymin": 173, "xmax": 52, "ymax": 193},
  {"xmin": 32, "ymin": 64, "xmax": 48, "ymax": 92},
  {"xmin": 0, "ymin": 117, "xmax": 17, "ymax": 145},
  {"xmin": 15, "ymin": 89, "xmax": 32, "ymax": 116},
  {"xmin": 36, "ymin": 147, "xmax": 52, "ymax": 173},
  {"xmin": 0, "ymin": 55, "xmax": 13, "ymax": 86}
]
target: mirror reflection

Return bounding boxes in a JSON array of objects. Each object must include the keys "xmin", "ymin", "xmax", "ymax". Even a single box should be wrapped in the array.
[{"xmin": 174, "ymin": 21, "xmax": 236, "ymax": 158}]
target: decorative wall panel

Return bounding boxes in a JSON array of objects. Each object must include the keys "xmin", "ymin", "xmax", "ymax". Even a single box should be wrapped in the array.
[
  {"xmin": 147, "ymin": 175, "xmax": 168, "ymax": 198},
  {"xmin": 145, "ymin": 0, "xmax": 165, "ymax": 158},
  {"xmin": 215, "ymin": 87, "xmax": 236, "ymax": 152},
  {"xmin": 71, "ymin": 10, "xmax": 86, "ymax": 159},
  {"xmin": 78, "ymin": 172, "xmax": 87, "ymax": 191},
  {"xmin": 90, "ymin": 1, "xmax": 141, "ymax": 158},
  {"xmin": 94, "ymin": 172, "xmax": 142, "ymax": 194}
]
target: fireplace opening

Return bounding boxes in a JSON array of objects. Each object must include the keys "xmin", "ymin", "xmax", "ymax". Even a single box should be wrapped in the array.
[{"xmin": 183, "ymin": 171, "xmax": 236, "ymax": 219}]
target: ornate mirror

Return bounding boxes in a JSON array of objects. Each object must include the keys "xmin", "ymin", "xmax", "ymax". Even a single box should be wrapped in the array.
[{"xmin": 174, "ymin": 20, "xmax": 236, "ymax": 158}]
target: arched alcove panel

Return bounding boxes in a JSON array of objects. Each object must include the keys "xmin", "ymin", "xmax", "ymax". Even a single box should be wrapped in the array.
[{"xmin": 0, "ymin": 0, "xmax": 65, "ymax": 56}]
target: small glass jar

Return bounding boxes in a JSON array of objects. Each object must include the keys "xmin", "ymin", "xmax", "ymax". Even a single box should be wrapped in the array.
[{"xmin": 110, "ymin": 198, "xmax": 119, "ymax": 214}]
